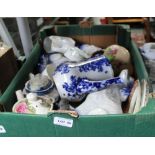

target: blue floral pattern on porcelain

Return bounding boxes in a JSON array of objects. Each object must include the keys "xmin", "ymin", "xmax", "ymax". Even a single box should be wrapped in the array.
[
  {"xmin": 62, "ymin": 75, "xmax": 125, "ymax": 100},
  {"xmin": 53, "ymin": 54, "xmax": 131, "ymax": 102},
  {"xmin": 54, "ymin": 63, "xmax": 70, "ymax": 75},
  {"xmin": 79, "ymin": 56, "xmax": 111, "ymax": 73},
  {"xmin": 53, "ymin": 55, "xmax": 112, "ymax": 76}
]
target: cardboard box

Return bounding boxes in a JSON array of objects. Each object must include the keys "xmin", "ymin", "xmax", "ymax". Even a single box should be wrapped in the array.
[
  {"xmin": 0, "ymin": 24, "xmax": 153, "ymax": 137},
  {"xmin": 0, "ymin": 42, "xmax": 18, "ymax": 93}
]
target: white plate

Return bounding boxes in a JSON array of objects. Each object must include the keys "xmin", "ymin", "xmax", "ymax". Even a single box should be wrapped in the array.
[
  {"xmin": 128, "ymin": 80, "xmax": 139, "ymax": 114},
  {"xmin": 141, "ymin": 80, "xmax": 148, "ymax": 108},
  {"xmin": 133, "ymin": 80, "xmax": 141, "ymax": 113}
]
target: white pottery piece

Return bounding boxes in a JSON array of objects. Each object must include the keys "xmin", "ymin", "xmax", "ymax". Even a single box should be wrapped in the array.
[
  {"xmin": 25, "ymin": 74, "xmax": 54, "ymax": 96},
  {"xmin": 42, "ymin": 53, "xmax": 70, "ymax": 80},
  {"xmin": 12, "ymin": 92, "xmax": 53, "ymax": 114},
  {"xmin": 13, "ymin": 90, "xmax": 31, "ymax": 113},
  {"xmin": 53, "ymin": 55, "xmax": 114, "ymax": 101},
  {"xmin": 26, "ymin": 93, "xmax": 52, "ymax": 114},
  {"xmin": 140, "ymin": 80, "xmax": 148, "ymax": 108},
  {"xmin": 104, "ymin": 44, "xmax": 132, "ymax": 75},
  {"xmin": 140, "ymin": 43, "xmax": 155, "ymax": 60},
  {"xmin": 128, "ymin": 80, "xmax": 142, "ymax": 114},
  {"xmin": 15, "ymin": 90, "xmax": 25, "ymax": 101},
  {"xmin": 64, "ymin": 47, "xmax": 89, "ymax": 62},
  {"xmin": 75, "ymin": 86, "xmax": 123, "ymax": 115},
  {"xmin": 12, "ymin": 90, "xmax": 30, "ymax": 113},
  {"xmin": 80, "ymin": 44, "xmax": 102, "ymax": 57},
  {"xmin": 48, "ymin": 53, "xmax": 70, "ymax": 66},
  {"xmin": 48, "ymin": 53, "xmax": 63, "ymax": 62},
  {"xmin": 43, "ymin": 36, "xmax": 75, "ymax": 53},
  {"xmin": 24, "ymin": 75, "xmax": 60, "ymax": 103},
  {"xmin": 104, "ymin": 44, "xmax": 130, "ymax": 64},
  {"xmin": 128, "ymin": 80, "xmax": 138, "ymax": 113},
  {"xmin": 42, "ymin": 64, "xmax": 56, "ymax": 80},
  {"xmin": 12, "ymin": 99, "xmax": 30, "ymax": 113},
  {"xmin": 133, "ymin": 80, "xmax": 141, "ymax": 113},
  {"xmin": 42, "ymin": 87, "xmax": 60, "ymax": 103}
]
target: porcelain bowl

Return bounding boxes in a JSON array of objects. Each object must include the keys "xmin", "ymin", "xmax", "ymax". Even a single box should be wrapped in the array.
[{"xmin": 25, "ymin": 80, "xmax": 54, "ymax": 96}]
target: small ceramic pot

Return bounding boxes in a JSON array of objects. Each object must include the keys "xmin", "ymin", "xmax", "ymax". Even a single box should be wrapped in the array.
[{"xmin": 25, "ymin": 74, "xmax": 54, "ymax": 96}]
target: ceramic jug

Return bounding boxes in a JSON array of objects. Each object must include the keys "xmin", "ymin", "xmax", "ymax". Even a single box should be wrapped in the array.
[{"xmin": 53, "ymin": 55, "xmax": 131, "ymax": 102}]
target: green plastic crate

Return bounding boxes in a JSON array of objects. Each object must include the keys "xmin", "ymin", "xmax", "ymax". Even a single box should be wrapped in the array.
[{"xmin": 0, "ymin": 24, "xmax": 154, "ymax": 137}]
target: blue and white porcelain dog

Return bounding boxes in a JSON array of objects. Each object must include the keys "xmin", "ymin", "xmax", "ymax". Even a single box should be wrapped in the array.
[{"xmin": 53, "ymin": 55, "xmax": 133, "ymax": 102}]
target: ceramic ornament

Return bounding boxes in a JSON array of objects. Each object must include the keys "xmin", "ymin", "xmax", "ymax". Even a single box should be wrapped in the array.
[
  {"xmin": 53, "ymin": 55, "xmax": 132, "ymax": 102},
  {"xmin": 64, "ymin": 47, "xmax": 90, "ymax": 62},
  {"xmin": 25, "ymin": 74, "xmax": 54, "ymax": 96},
  {"xmin": 53, "ymin": 55, "xmax": 113, "ymax": 101},
  {"xmin": 140, "ymin": 43, "xmax": 155, "ymax": 60},
  {"xmin": 26, "ymin": 93, "xmax": 52, "ymax": 114},
  {"xmin": 48, "ymin": 53, "xmax": 70, "ymax": 68},
  {"xmin": 79, "ymin": 44, "xmax": 102, "ymax": 57},
  {"xmin": 12, "ymin": 101, "xmax": 29, "ymax": 113},
  {"xmin": 104, "ymin": 45, "xmax": 130, "ymax": 64},
  {"xmin": 13, "ymin": 91, "xmax": 53, "ymax": 114},
  {"xmin": 41, "ymin": 64, "xmax": 56, "ymax": 81},
  {"xmin": 43, "ymin": 36, "xmax": 75, "ymax": 53},
  {"xmin": 104, "ymin": 44, "xmax": 133, "ymax": 75},
  {"xmin": 75, "ymin": 86, "xmax": 123, "ymax": 115},
  {"xmin": 13, "ymin": 90, "xmax": 31, "ymax": 114}
]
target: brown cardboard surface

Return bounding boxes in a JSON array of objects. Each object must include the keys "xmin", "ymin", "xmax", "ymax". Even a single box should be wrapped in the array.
[
  {"xmin": 0, "ymin": 48, "xmax": 18, "ymax": 93},
  {"xmin": 72, "ymin": 35, "xmax": 117, "ymax": 48}
]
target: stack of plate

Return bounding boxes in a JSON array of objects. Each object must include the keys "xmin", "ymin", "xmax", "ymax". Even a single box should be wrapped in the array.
[{"xmin": 128, "ymin": 80, "xmax": 148, "ymax": 114}]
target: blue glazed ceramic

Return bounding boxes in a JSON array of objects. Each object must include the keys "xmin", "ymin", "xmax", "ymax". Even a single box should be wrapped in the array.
[{"xmin": 53, "ymin": 55, "xmax": 132, "ymax": 102}]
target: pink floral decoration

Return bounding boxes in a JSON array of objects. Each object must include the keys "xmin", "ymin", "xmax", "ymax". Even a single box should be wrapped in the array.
[{"xmin": 15, "ymin": 102, "xmax": 28, "ymax": 113}]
